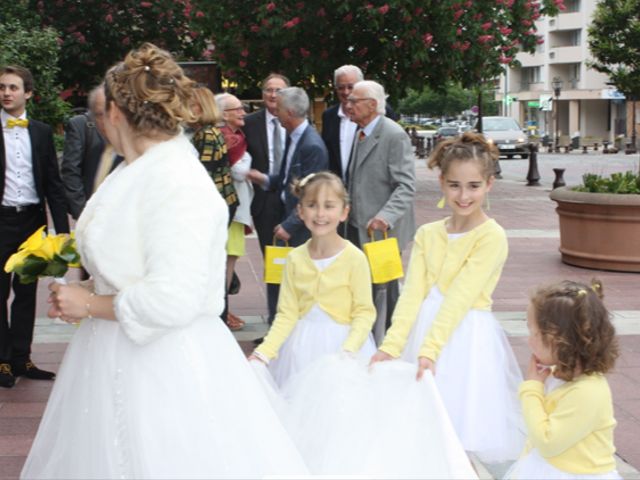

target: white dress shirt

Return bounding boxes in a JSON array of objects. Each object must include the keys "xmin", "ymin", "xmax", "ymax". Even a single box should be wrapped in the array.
[
  {"xmin": 338, "ymin": 104, "xmax": 357, "ymax": 180},
  {"xmin": 265, "ymin": 110, "xmax": 286, "ymax": 175},
  {"xmin": 1, "ymin": 109, "xmax": 38, "ymax": 206}
]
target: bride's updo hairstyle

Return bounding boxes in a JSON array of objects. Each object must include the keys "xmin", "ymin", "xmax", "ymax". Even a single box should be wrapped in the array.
[
  {"xmin": 428, "ymin": 131, "xmax": 499, "ymax": 180},
  {"xmin": 104, "ymin": 42, "xmax": 195, "ymax": 136}
]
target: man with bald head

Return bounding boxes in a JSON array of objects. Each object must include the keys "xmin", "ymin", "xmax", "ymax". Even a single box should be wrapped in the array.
[{"xmin": 61, "ymin": 85, "xmax": 109, "ymax": 219}]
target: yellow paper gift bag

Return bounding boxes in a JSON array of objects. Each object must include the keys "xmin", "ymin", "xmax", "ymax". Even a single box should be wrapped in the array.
[
  {"xmin": 363, "ymin": 230, "xmax": 404, "ymax": 284},
  {"xmin": 264, "ymin": 238, "xmax": 293, "ymax": 284}
]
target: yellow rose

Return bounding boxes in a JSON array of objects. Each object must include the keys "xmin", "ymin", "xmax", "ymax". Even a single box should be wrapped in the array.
[
  {"xmin": 18, "ymin": 225, "xmax": 46, "ymax": 253},
  {"xmin": 4, "ymin": 250, "xmax": 29, "ymax": 273}
]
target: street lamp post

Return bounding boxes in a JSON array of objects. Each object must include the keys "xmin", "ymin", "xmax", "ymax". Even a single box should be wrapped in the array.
[{"xmin": 552, "ymin": 77, "xmax": 563, "ymax": 153}]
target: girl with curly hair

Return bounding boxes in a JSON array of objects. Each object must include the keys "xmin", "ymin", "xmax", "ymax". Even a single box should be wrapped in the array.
[{"xmin": 508, "ymin": 279, "xmax": 621, "ymax": 479}]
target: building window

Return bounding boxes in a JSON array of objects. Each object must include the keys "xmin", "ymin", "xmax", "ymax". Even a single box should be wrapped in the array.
[
  {"xmin": 520, "ymin": 67, "xmax": 542, "ymax": 90},
  {"xmin": 562, "ymin": 0, "xmax": 581, "ymax": 12},
  {"xmin": 570, "ymin": 29, "xmax": 581, "ymax": 46},
  {"xmin": 569, "ymin": 63, "xmax": 581, "ymax": 88}
]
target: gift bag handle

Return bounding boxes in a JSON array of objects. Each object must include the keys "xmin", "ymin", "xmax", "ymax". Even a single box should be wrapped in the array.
[
  {"xmin": 272, "ymin": 235, "xmax": 290, "ymax": 247},
  {"xmin": 368, "ymin": 228, "xmax": 389, "ymax": 242}
]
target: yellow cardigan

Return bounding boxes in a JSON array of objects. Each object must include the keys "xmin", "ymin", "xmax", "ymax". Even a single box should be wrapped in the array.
[
  {"xmin": 519, "ymin": 374, "xmax": 617, "ymax": 474},
  {"xmin": 255, "ymin": 240, "xmax": 375, "ymax": 360},
  {"xmin": 380, "ymin": 218, "xmax": 507, "ymax": 360}
]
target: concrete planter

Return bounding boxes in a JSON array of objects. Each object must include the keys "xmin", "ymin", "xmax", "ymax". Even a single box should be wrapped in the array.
[{"xmin": 549, "ymin": 187, "xmax": 640, "ymax": 272}]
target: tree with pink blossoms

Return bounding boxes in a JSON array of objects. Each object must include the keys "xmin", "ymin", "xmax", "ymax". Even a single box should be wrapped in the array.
[
  {"xmin": 192, "ymin": 0, "xmax": 454, "ymax": 99},
  {"xmin": 446, "ymin": 0, "xmax": 562, "ymax": 130},
  {"xmin": 193, "ymin": 0, "xmax": 562, "ymax": 103},
  {"xmin": 30, "ymin": 0, "xmax": 207, "ymax": 103}
]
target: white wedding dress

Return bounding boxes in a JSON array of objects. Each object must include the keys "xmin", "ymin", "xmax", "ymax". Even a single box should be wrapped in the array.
[
  {"xmin": 253, "ymin": 354, "xmax": 478, "ymax": 479},
  {"xmin": 21, "ymin": 136, "xmax": 308, "ymax": 479}
]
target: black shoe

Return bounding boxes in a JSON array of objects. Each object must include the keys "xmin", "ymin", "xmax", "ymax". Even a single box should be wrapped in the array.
[
  {"xmin": 11, "ymin": 361, "xmax": 55, "ymax": 380},
  {"xmin": 0, "ymin": 363, "xmax": 15, "ymax": 388},
  {"xmin": 229, "ymin": 271, "xmax": 241, "ymax": 295},
  {"xmin": 252, "ymin": 337, "xmax": 265, "ymax": 346}
]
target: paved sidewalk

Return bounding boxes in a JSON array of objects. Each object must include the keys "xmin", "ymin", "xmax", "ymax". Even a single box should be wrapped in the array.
[{"xmin": 1, "ymin": 150, "xmax": 639, "ymax": 479}]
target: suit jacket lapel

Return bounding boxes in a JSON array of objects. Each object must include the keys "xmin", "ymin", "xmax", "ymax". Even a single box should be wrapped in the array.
[
  {"xmin": 257, "ymin": 109, "xmax": 269, "ymax": 163},
  {"xmin": 0, "ymin": 124, "xmax": 5, "ymax": 200},
  {"xmin": 27, "ymin": 122, "xmax": 42, "ymax": 199},
  {"xmin": 352, "ymin": 117, "xmax": 383, "ymax": 174}
]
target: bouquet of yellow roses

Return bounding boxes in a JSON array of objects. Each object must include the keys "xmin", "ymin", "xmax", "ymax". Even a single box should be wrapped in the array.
[{"xmin": 4, "ymin": 226, "xmax": 81, "ymax": 284}]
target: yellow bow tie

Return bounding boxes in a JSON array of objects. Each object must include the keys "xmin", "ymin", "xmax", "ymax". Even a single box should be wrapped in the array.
[{"xmin": 6, "ymin": 118, "xmax": 29, "ymax": 128}]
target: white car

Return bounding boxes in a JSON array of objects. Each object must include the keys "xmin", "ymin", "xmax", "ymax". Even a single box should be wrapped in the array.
[{"xmin": 478, "ymin": 116, "xmax": 530, "ymax": 159}]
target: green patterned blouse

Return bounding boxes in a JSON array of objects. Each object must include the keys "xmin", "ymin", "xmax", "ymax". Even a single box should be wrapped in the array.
[{"xmin": 192, "ymin": 125, "xmax": 239, "ymax": 210}]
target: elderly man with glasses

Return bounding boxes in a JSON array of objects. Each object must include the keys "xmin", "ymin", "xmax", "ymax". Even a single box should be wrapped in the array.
[{"xmin": 345, "ymin": 80, "xmax": 416, "ymax": 345}]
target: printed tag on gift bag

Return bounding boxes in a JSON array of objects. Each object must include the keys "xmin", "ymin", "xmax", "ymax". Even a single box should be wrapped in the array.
[
  {"xmin": 363, "ymin": 230, "xmax": 404, "ymax": 284},
  {"xmin": 264, "ymin": 240, "xmax": 293, "ymax": 284}
]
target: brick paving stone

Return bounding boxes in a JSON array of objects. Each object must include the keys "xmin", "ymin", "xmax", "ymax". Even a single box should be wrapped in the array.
[
  {"xmin": 0, "ymin": 403, "xmax": 46, "ymax": 418},
  {"xmin": 0, "ymin": 456, "xmax": 23, "ymax": 480}
]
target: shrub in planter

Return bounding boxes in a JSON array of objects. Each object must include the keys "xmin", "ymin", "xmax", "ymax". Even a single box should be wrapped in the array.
[{"xmin": 550, "ymin": 171, "xmax": 640, "ymax": 272}]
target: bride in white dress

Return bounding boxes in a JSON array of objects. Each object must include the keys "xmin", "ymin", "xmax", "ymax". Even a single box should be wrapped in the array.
[{"xmin": 21, "ymin": 43, "xmax": 307, "ymax": 479}]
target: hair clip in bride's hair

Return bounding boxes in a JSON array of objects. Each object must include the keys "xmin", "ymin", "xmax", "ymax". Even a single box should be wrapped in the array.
[
  {"xmin": 143, "ymin": 100, "xmax": 149, "ymax": 105},
  {"xmin": 576, "ymin": 289, "xmax": 587, "ymax": 298},
  {"xmin": 168, "ymin": 78, "xmax": 175, "ymax": 84},
  {"xmin": 144, "ymin": 65, "xmax": 151, "ymax": 72}
]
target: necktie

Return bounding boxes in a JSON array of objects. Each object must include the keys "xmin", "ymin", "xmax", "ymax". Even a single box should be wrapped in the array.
[
  {"xmin": 359, "ymin": 129, "xmax": 366, "ymax": 142},
  {"xmin": 272, "ymin": 118, "xmax": 283, "ymax": 175},
  {"xmin": 6, "ymin": 118, "xmax": 29, "ymax": 128}
]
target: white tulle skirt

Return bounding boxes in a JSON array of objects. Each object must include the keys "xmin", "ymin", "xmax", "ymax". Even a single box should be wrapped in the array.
[
  {"xmin": 401, "ymin": 286, "xmax": 526, "ymax": 464},
  {"xmin": 269, "ymin": 305, "xmax": 377, "ymax": 387},
  {"xmin": 21, "ymin": 316, "xmax": 308, "ymax": 479},
  {"xmin": 253, "ymin": 354, "xmax": 478, "ymax": 479},
  {"xmin": 506, "ymin": 448, "xmax": 622, "ymax": 479}
]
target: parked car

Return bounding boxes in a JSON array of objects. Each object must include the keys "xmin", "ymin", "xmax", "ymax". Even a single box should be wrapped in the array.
[
  {"xmin": 433, "ymin": 126, "xmax": 459, "ymax": 144},
  {"xmin": 477, "ymin": 116, "xmax": 530, "ymax": 159}
]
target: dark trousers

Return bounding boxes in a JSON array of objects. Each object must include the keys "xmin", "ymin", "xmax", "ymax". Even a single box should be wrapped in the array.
[
  {"xmin": 0, "ymin": 206, "xmax": 46, "ymax": 364},
  {"xmin": 253, "ymin": 191, "xmax": 284, "ymax": 324},
  {"xmin": 346, "ymin": 223, "xmax": 399, "ymax": 345}
]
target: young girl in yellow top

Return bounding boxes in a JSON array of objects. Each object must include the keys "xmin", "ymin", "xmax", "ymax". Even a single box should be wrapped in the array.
[
  {"xmin": 507, "ymin": 279, "xmax": 620, "ymax": 479},
  {"xmin": 250, "ymin": 172, "xmax": 376, "ymax": 387},
  {"xmin": 370, "ymin": 132, "xmax": 524, "ymax": 463}
]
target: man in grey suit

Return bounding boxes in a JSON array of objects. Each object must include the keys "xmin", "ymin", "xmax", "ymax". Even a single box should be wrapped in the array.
[{"xmin": 346, "ymin": 80, "xmax": 416, "ymax": 344}]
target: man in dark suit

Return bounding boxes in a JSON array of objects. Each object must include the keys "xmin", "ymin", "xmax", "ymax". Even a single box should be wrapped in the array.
[
  {"xmin": 242, "ymin": 73, "xmax": 289, "ymax": 323},
  {"xmin": 322, "ymin": 65, "xmax": 401, "ymax": 184},
  {"xmin": 60, "ymin": 84, "xmax": 107, "ymax": 220},
  {"xmin": 321, "ymin": 65, "xmax": 362, "ymax": 183},
  {"xmin": 249, "ymin": 87, "xmax": 329, "ymax": 245},
  {"xmin": 0, "ymin": 65, "xmax": 70, "ymax": 388},
  {"xmin": 248, "ymin": 87, "xmax": 328, "ymax": 312}
]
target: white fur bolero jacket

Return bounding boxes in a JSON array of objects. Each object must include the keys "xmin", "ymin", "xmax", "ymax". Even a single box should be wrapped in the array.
[{"xmin": 75, "ymin": 135, "xmax": 228, "ymax": 345}]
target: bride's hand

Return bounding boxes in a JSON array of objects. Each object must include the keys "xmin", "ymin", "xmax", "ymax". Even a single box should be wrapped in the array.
[
  {"xmin": 416, "ymin": 356, "xmax": 436, "ymax": 381},
  {"xmin": 48, "ymin": 282, "xmax": 92, "ymax": 322},
  {"xmin": 369, "ymin": 350, "xmax": 394, "ymax": 366}
]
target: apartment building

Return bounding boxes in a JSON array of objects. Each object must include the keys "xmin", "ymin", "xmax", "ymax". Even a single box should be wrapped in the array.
[{"xmin": 497, "ymin": 0, "xmax": 630, "ymax": 145}]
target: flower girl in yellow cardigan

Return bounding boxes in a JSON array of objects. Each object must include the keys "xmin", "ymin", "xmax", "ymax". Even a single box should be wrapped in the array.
[
  {"xmin": 250, "ymin": 172, "xmax": 376, "ymax": 387},
  {"xmin": 507, "ymin": 279, "xmax": 620, "ymax": 479},
  {"xmin": 371, "ymin": 132, "xmax": 525, "ymax": 463}
]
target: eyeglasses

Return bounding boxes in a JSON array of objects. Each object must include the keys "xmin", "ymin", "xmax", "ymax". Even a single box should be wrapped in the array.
[
  {"xmin": 346, "ymin": 97, "xmax": 373, "ymax": 104},
  {"xmin": 224, "ymin": 106, "xmax": 245, "ymax": 112},
  {"xmin": 263, "ymin": 88, "xmax": 282, "ymax": 95}
]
